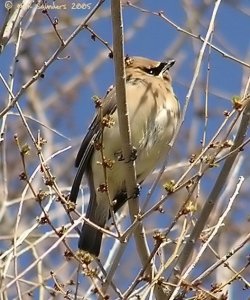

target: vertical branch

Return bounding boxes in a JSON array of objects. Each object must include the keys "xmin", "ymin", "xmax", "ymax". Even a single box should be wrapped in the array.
[{"xmin": 110, "ymin": 0, "xmax": 152, "ymax": 280}]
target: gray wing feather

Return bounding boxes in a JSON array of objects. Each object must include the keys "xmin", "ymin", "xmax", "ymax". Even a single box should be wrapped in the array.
[{"xmin": 69, "ymin": 89, "xmax": 117, "ymax": 203}]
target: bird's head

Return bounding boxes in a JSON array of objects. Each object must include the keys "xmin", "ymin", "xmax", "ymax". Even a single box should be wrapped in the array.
[{"xmin": 125, "ymin": 56, "xmax": 175, "ymax": 83}]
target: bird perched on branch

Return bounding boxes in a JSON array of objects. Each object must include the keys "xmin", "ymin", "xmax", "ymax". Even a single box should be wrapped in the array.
[{"xmin": 69, "ymin": 56, "xmax": 180, "ymax": 257}]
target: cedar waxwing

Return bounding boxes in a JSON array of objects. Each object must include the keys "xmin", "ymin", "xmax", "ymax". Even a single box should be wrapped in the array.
[{"xmin": 69, "ymin": 56, "xmax": 180, "ymax": 256}]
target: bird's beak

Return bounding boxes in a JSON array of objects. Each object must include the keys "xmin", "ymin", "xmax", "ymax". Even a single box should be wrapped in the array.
[
  {"xmin": 161, "ymin": 59, "xmax": 175, "ymax": 74},
  {"xmin": 165, "ymin": 59, "xmax": 175, "ymax": 69}
]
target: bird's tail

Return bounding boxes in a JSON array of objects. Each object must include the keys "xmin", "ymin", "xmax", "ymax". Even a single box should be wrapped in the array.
[{"xmin": 78, "ymin": 194, "xmax": 108, "ymax": 257}]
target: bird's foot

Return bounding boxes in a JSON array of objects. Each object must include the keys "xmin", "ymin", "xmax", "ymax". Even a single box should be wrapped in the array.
[{"xmin": 115, "ymin": 146, "xmax": 137, "ymax": 162}]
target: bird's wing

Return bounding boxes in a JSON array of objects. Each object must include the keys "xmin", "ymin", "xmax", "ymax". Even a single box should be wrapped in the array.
[{"xmin": 69, "ymin": 88, "xmax": 117, "ymax": 203}]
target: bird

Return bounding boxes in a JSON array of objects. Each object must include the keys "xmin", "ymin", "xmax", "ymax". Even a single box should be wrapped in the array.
[{"xmin": 69, "ymin": 56, "xmax": 180, "ymax": 257}]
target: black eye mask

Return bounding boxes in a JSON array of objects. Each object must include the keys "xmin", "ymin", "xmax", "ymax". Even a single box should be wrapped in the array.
[{"xmin": 143, "ymin": 60, "xmax": 175, "ymax": 76}]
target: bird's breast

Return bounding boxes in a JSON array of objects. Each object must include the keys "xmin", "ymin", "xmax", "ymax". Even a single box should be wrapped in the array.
[
  {"xmin": 134, "ymin": 103, "xmax": 178, "ymax": 181},
  {"xmin": 91, "ymin": 78, "xmax": 179, "ymax": 200}
]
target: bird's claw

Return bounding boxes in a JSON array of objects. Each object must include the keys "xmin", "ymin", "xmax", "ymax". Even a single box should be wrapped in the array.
[
  {"xmin": 115, "ymin": 146, "xmax": 137, "ymax": 162},
  {"xmin": 130, "ymin": 147, "xmax": 138, "ymax": 161}
]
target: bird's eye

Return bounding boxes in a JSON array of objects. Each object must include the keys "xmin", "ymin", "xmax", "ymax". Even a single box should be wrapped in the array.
[
  {"xmin": 148, "ymin": 69, "xmax": 155, "ymax": 75},
  {"xmin": 143, "ymin": 67, "xmax": 158, "ymax": 76}
]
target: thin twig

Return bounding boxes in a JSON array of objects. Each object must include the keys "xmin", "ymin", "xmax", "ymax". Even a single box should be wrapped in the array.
[
  {"xmin": 126, "ymin": 1, "xmax": 250, "ymax": 68},
  {"xmin": 169, "ymin": 176, "xmax": 245, "ymax": 299},
  {"xmin": 173, "ymin": 94, "xmax": 250, "ymax": 289},
  {"xmin": 0, "ymin": 0, "xmax": 106, "ymax": 118}
]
